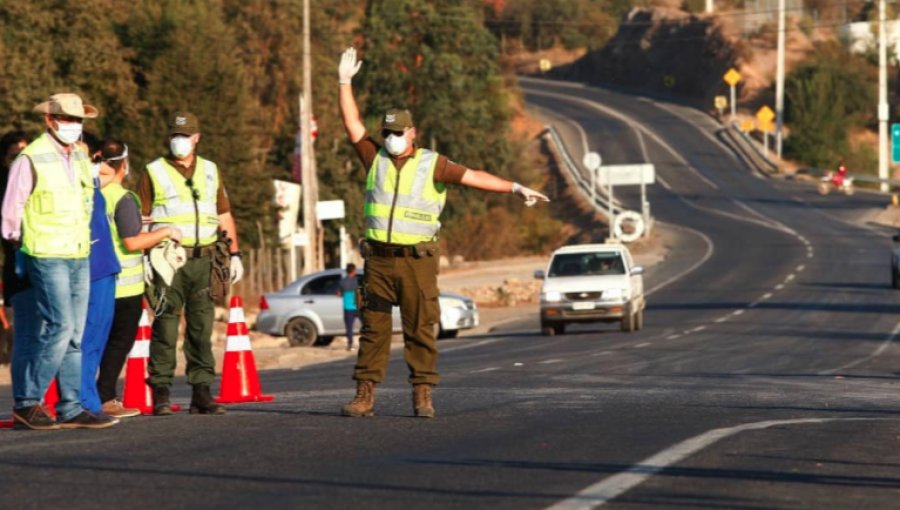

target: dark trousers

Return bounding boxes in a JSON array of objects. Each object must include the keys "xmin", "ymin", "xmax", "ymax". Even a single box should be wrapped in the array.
[
  {"xmin": 97, "ymin": 294, "xmax": 143, "ymax": 404},
  {"xmin": 343, "ymin": 310, "xmax": 359, "ymax": 347},
  {"xmin": 354, "ymin": 244, "xmax": 441, "ymax": 385},
  {"xmin": 148, "ymin": 256, "xmax": 215, "ymax": 387}
]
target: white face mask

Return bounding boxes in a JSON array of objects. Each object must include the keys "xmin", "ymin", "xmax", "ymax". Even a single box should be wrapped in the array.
[
  {"xmin": 170, "ymin": 136, "xmax": 194, "ymax": 158},
  {"xmin": 90, "ymin": 162, "xmax": 101, "ymax": 179},
  {"xmin": 384, "ymin": 134, "xmax": 408, "ymax": 156},
  {"xmin": 54, "ymin": 122, "xmax": 83, "ymax": 145}
]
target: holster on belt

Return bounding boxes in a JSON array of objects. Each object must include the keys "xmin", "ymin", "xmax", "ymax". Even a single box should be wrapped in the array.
[{"xmin": 210, "ymin": 230, "xmax": 232, "ymax": 301}]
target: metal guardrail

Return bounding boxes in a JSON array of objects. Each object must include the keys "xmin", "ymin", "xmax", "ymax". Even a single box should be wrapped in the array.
[
  {"xmin": 544, "ymin": 125, "xmax": 621, "ymax": 220},
  {"xmin": 725, "ymin": 124, "xmax": 780, "ymax": 174}
]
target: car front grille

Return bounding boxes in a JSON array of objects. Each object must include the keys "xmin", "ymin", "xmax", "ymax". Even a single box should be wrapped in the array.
[{"xmin": 564, "ymin": 291, "xmax": 603, "ymax": 301}]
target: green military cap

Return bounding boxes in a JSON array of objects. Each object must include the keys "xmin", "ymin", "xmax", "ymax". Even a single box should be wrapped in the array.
[
  {"xmin": 169, "ymin": 111, "xmax": 200, "ymax": 136},
  {"xmin": 382, "ymin": 108, "xmax": 414, "ymax": 131}
]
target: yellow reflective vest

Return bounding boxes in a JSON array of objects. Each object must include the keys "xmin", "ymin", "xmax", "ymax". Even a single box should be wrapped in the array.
[
  {"xmin": 146, "ymin": 157, "xmax": 219, "ymax": 247},
  {"xmin": 20, "ymin": 133, "xmax": 93, "ymax": 259},
  {"xmin": 364, "ymin": 148, "xmax": 446, "ymax": 245},
  {"xmin": 101, "ymin": 183, "xmax": 145, "ymax": 298}
]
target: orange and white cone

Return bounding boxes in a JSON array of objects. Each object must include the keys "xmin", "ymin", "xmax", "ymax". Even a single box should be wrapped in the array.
[
  {"xmin": 123, "ymin": 301, "xmax": 180, "ymax": 414},
  {"xmin": 216, "ymin": 296, "xmax": 274, "ymax": 404}
]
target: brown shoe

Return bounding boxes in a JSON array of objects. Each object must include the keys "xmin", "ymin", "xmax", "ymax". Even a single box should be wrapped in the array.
[
  {"xmin": 101, "ymin": 400, "xmax": 141, "ymax": 418},
  {"xmin": 413, "ymin": 384, "xmax": 435, "ymax": 418},
  {"xmin": 13, "ymin": 404, "xmax": 60, "ymax": 431},
  {"xmin": 341, "ymin": 380, "xmax": 375, "ymax": 417},
  {"xmin": 59, "ymin": 411, "xmax": 119, "ymax": 430}
]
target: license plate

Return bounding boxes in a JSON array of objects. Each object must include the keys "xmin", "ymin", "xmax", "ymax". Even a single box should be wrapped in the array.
[{"xmin": 572, "ymin": 302, "xmax": 595, "ymax": 310}]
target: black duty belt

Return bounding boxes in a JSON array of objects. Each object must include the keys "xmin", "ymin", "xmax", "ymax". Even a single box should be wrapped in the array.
[
  {"xmin": 367, "ymin": 242, "xmax": 417, "ymax": 258},
  {"xmin": 184, "ymin": 245, "xmax": 216, "ymax": 259}
]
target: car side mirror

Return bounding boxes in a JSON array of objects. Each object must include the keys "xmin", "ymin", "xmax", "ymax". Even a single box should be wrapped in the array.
[
  {"xmin": 533, "ymin": 270, "xmax": 546, "ymax": 280},
  {"xmin": 631, "ymin": 266, "xmax": 644, "ymax": 275}
]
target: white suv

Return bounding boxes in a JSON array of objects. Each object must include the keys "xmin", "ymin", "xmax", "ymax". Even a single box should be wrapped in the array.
[{"xmin": 534, "ymin": 244, "xmax": 645, "ymax": 335}]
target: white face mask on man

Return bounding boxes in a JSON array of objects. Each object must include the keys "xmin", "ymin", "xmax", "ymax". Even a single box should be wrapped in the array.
[
  {"xmin": 170, "ymin": 136, "xmax": 194, "ymax": 158},
  {"xmin": 384, "ymin": 133, "xmax": 408, "ymax": 156},
  {"xmin": 53, "ymin": 122, "xmax": 83, "ymax": 145}
]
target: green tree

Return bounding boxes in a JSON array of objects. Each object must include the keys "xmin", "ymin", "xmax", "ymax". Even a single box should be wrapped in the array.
[{"xmin": 785, "ymin": 43, "xmax": 875, "ymax": 170}]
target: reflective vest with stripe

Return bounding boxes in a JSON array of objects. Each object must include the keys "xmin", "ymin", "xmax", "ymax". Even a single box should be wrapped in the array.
[
  {"xmin": 20, "ymin": 133, "xmax": 93, "ymax": 259},
  {"xmin": 101, "ymin": 183, "xmax": 145, "ymax": 298},
  {"xmin": 364, "ymin": 148, "xmax": 446, "ymax": 245},
  {"xmin": 147, "ymin": 157, "xmax": 219, "ymax": 247}
]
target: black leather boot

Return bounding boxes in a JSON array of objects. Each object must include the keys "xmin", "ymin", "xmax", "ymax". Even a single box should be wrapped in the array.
[
  {"xmin": 152, "ymin": 385, "xmax": 174, "ymax": 416},
  {"xmin": 190, "ymin": 384, "xmax": 226, "ymax": 415}
]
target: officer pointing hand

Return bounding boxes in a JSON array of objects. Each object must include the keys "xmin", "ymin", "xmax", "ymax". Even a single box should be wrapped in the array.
[{"xmin": 512, "ymin": 182, "xmax": 550, "ymax": 207}]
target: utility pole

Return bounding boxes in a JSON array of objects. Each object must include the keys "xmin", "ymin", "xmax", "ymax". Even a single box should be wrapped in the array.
[
  {"xmin": 775, "ymin": 0, "xmax": 786, "ymax": 158},
  {"xmin": 301, "ymin": 0, "xmax": 319, "ymax": 274},
  {"xmin": 879, "ymin": 0, "xmax": 890, "ymax": 192}
]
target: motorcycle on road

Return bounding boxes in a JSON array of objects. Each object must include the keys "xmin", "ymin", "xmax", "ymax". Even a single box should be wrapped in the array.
[{"xmin": 818, "ymin": 171, "xmax": 855, "ymax": 196}]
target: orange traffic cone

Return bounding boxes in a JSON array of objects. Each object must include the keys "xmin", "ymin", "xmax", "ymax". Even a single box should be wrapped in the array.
[
  {"xmin": 122, "ymin": 301, "xmax": 180, "ymax": 414},
  {"xmin": 216, "ymin": 296, "xmax": 274, "ymax": 404}
]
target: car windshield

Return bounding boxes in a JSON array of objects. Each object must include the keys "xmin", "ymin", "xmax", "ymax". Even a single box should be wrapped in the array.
[{"xmin": 548, "ymin": 252, "xmax": 625, "ymax": 277}]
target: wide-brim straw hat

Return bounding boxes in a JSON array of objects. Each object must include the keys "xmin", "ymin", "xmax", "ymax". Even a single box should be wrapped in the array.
[{"xmin": 32, "ymin": 93, "xmax": 99, "ymax": 119}]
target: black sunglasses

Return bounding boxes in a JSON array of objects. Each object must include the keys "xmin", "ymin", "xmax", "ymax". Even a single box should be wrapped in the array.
[{"xmin": 381, "ymin": 129, "xmax": 406, "ymax": 138}]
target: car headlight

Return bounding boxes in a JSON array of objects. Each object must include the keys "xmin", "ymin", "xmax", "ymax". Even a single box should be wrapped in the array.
[
  {"xmin": 602, "ymin": 288, "xmax": 626, "ymax": 300},
  {"xmin": 543, "ymin": 291, "xmax": 562, "ymax": 302},
  {"xmin": 439, "ymin": 296, "xmax": 467, "ymax": 309}
]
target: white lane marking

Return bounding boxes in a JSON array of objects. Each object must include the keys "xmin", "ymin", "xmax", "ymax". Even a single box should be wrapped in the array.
[
  {"xmin": 634, "ymin": 342, "xmax": 651, "ymax": 348},
  {"xmin": 690, "ymin": 326, "xmax": 706, "ymax": 333},
  {"xmin": 714, "ymin": 317, "xmax": 728, "ymax": 323},
  {"xmin": 775, "ymin": 284, "xmax": 785, "ymax": 290},
  {"xmin": 666, "ymin": 334, "xmax": 681, "ymax": 340},
  {"xmin": 471, "ymin": 367, "xmax": 499, "ymax": 373},
  {"xmin": 785, "ymin": 274, "xmax": 795, "ymax": 282},
  {"xmin": 819, "ymin": 319, "xmax": 900, "ymax": 374},
  {"xmin": 594, "ymin": 351, "xmax": 613, "ymax": 356},
  {"xmin": 644, "ymin": 222, "xmax": 715, "ymax": 297},
  {"xmin": 732, "ymin": 310, "xmax": 745, "ymax": 316},
  {"xmin": 761, "ymin": 293, "xmax": 773, "ymax": 300},
  {"xmin": 796, "ymin": 264, "xmax": 805, "ymax": 271},
  {"xmin": 543, "ymin": 417, "xmax": 889, "ymax": 510},
  {"xmin": 514, "ymin": 362, "xmax": 524, "ymax": 367},
  {"xmin": 540, "ymin": 359, "xmax": 565, "ymax": 365}
]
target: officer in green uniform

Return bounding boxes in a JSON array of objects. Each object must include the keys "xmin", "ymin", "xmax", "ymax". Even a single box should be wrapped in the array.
[
  {"xmin": 138, "ymin": 112, "xmax": 244, "ymax": 416},
  {"xmin": 337, "ymin": 47, "xmax": 550, "ymax": 418}
]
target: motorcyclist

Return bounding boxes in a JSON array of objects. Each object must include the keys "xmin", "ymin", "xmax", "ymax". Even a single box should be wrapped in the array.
[{"xmin": 831, "ymin": 160, "xmax": 848, "ymax": 187}]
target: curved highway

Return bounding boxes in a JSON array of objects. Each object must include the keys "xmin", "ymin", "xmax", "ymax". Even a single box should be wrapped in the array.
[{"xmin": 1, "ymin": 78, "xmax": 900, "ymax": 509}]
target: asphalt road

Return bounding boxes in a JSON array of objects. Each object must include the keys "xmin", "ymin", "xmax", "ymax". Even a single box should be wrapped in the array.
[{"xmin": 3, "ymin": 78, "xmax": 900, "ymax": 509}]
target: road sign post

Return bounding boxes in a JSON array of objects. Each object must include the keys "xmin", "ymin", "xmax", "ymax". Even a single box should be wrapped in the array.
[
  {"xmin": 583, "ymin": 151, "xmax": 602, "ymax": 208},
  {"xmin": 724, "ymin": 68, "xmax": 741, "ymax": 121}
]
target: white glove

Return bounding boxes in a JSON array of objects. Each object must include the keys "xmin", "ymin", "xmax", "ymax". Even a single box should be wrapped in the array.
[
  {"xmin": 168, "ymin": 226, "xmax": 183, "ymax": 243},
  {"xmin": 143, "ymin": 256, "xmax": 153, "ymax": 286},
  {"xmin": 512, "ymin": 182, "xmax": 550, "ymax": 207},
  {"xmin": 338, "ymin": 47, "xmax": 362, "ymax": 84},
  {"xmin": 230, "ymin": 255, "xmax": 244, "ymax": 284}
]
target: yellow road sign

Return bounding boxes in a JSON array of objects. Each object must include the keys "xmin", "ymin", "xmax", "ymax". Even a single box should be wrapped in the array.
[
  {"xmin": 663, "ymin": 75, "xmax": 676, "ymax": 88},
  {"xmin": 756, "ymin": 105, "xmax": 775, "ymax": 124},
  {"xmin": 758, "ymin": 119, "xmax": 775, "ymax": 133},
  {"xmin": 714, "ymin": 96, "xmax": 727, "ymax": 110},
  {"xmin": 724, "ymin": 68, "xmax": 741, "ymax": 87},
  {"xmin": 740, "ymin": 119, "xmax": 755, "ymax": 132},
  {"xmin": 539, "ymin": 59, "xmax": 552, "ymax": 72}
]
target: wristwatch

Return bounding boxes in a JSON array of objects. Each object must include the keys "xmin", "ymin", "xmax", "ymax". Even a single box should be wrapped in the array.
[{"xmin": 230, "ymin": 251, "xmax": 243, "ymax": 258}]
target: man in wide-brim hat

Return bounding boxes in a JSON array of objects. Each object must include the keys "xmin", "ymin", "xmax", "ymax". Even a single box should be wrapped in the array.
[{"xmin": 1, "ymin": 92, "xmax": 118, "ymax": 430}]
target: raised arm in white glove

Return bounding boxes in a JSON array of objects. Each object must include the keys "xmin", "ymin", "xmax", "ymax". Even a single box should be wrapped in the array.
[
  {"xmin": 511, "ymin": 182, "xmax": 551, "ymax": 207},
  {"xmin": 338, "ymin": 47, "xmax": 363, "ymax": 84},
  {"xmin": 143, "ymin": 256, "xmax": 154, "ymax": 286},
  {"xmin": 230, "ymin": 255, "xmax": 244, "ymax": 284}
]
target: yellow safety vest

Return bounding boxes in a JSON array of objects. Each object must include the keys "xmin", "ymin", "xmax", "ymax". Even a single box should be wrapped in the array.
[
  {"xmin": 364, "ymin": 148, "xmax": 446, "ymax": 245},
  {"xmin": 147, "ymin": 157, "xmax": 219, "ymax": 247},
  {"xmin": 101, "ymin": 183, "xmax": 145, "ymax": 298},
  {"xmin": 20, "ymin": 133, "xmax": 93, "ymax": 259}
]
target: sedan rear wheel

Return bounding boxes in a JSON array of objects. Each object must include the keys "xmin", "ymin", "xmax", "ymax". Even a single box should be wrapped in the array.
[{"xmin": 286, "ymin": 317, "xmax": 318, "ymax": 347}]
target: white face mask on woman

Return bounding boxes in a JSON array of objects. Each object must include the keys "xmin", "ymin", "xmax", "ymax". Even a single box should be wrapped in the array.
[
  {"xmin": 170, "ymin": 136, "xmax": 194, "ymax": 158},
  {"xmin": 384, "ymin": 134, "xmax": 408, "ymax": 156}
]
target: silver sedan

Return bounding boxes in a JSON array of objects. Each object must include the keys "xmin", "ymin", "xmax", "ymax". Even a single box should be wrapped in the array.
[{"xmin": 256, "ymin": 268, "xmax": 479, "ymax": 346}]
